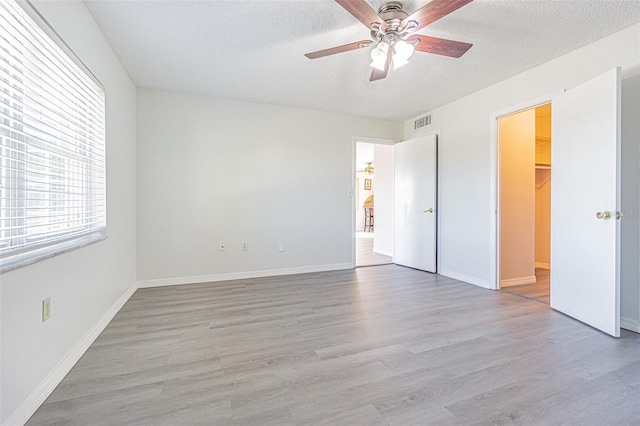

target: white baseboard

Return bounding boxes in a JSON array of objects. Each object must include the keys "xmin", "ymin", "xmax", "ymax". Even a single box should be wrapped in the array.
[
  {"xmin": 500, "ymin": 276, "xmax": 537, "ymax": 287},
  {"xmin": 137, "ymin": 263, "xmax": 353, "ymax": 288},
  {"xmin": 621, "ymin": 317, "xmax": 640, "ymax": 333},
  {"xmin": 5, "ymin": 284, "xmax": 137, "ymax": 426},
  {"xmin": 439, "ymin": 269, "xmax": 491, "ymax": 289},
  {"xmin": 535, "ymin": 262, "xmax": 550, "ymax": 269}
]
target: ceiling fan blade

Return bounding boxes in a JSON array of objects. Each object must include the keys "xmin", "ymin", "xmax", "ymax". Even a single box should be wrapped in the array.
[
  {"xmin": 305, "ymin": 40, "xmax": 374, "ymax": 59},
  {"xmin": 370, "ymin": 48, "xmax": 392, "ymax": 81},
  {"xmin": 402, "ymin": 0, "xmax": 473, "ymax": 32},
  {"xmin": 409, "ymin": 35, "xmax": 473, "ymax": 58},
  {"xmin": 335, "ymin": 0, "xmax": 387, "ymax": 30},
  {"xmin": 370, "ymin": 67, "xmax": 387, "ymax": 81}
]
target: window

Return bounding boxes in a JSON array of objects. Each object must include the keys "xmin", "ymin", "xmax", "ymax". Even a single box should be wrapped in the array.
[{"xmin": 0, "ymin": 0, "xmax": 106, "ymax": 272}]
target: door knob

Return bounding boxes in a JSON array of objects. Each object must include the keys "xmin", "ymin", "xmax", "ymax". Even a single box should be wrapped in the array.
[
  {"xmin": 596, "ymin": 211, "xmax": 612, "ymax": 220},
  {"xmin": 424, "ymin": 208, "xmax": 434, "ymax": 213}
]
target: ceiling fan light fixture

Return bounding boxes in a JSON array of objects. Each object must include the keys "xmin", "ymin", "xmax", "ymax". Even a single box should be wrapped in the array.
[
  {"xmin": 392, "ymin": 55, "xmax": 409, "ymax": 70},
  {"xmin": 369, "ymin": 41, "xmax": 389, "ymax": 70},
  {"xmin": 394, "ymin": 39, "xmax": 414, "ymax": 60},
  {"xmin": 370, "ymin": 57, "xmax": 387, "ymax": 71},
  {"xmin": 365, "ymin": 162, "xmax": 375, "ymax": 175}
]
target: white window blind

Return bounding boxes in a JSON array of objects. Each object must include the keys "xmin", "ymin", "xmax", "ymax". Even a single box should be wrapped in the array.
[{"xmin": 0, "ymin": 0, "xmax": 106, "ymax": 272}]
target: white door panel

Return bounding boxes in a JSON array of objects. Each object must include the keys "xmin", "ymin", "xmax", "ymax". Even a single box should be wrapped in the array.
[
  {"xmin": 394, "ymin": 134, "xmax": 437, "ymax": 272},
  {"xmin": 551, "ymin": 67, "xmax": 621, "ymax": 337}
]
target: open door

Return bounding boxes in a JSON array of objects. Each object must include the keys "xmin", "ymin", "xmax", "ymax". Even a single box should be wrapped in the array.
[
  {"xmin": 394, "ymin": 134, "xmax": 437, "ymax": 272},
  {"xmin": 551, "ymin": 67, "xmax": 621, "ymax": 337}
]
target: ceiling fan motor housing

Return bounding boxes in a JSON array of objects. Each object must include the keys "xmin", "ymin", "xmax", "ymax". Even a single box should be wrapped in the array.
[{"xmin": 371, "ymin": 2, "xmax": 409, "ymax": 40}]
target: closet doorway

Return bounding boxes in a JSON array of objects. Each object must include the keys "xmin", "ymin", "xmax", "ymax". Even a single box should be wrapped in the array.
[{"xmin": 498, "ymin": 103, "xmax": 551, "ymax": 303}]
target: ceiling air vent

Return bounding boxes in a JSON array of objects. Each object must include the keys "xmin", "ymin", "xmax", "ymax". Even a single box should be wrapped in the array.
[{"xmin": 414, "ymin": 114, "xmax": 432, "ymax": 130}]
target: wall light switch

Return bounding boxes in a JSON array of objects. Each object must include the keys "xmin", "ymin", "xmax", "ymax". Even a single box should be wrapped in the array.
[
  {"xmin": 219, "ymin": 242, "xmax": 225, "ymax": 251},
  {"xmin": 278, "ymin": 242, "xmax": 284, "ymax": 252},
  {"xmin": 42, "ymin": 297, "xmax": 51, "ymax": 322}
]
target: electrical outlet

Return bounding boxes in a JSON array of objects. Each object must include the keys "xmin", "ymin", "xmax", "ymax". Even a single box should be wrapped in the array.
[
  {"xmin": 241, "ymin": 242, "xmax": 248, "ymax": 251},
  {"xmin": 42, "ymin": 297, "xmax": 51, "ymax": 322},
  {"xmin": 278, "ymin": 242, "xmax": 284, "ymax": 252},
  {"xmin": 219, "ymin": 242, "xmax": 225, "ymax": 251}
]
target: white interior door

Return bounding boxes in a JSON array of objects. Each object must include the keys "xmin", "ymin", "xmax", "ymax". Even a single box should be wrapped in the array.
[
  {"xmin": 551, "ymin": 67, "xmax": 621, "ymax": 337},
  {"xmin": 394, "ymin": 134, "xmax": 437, "ymax": 272}
]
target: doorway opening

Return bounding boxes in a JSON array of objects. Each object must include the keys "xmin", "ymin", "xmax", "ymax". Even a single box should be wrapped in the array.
[
  {"xmin": 354, "ymin": 140, "xmax": 394, "ymax": 267},
  {"xmin": 498, "ymin": 103, "xmax": 552, "ymax": 304}
]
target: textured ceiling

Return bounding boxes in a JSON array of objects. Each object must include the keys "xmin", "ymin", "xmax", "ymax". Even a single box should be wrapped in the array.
[{"xmin": 84, "ymin": 0, "xmax": 640, "ymax": 121}]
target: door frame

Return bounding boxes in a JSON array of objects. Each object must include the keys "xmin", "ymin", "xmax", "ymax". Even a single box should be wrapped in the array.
[
  {"xmin": 351, "ymin": 136, "xmax": 397, "ymax": 268},
  {"xmin": 489, "ymin": 92, "xmax": 562, "ymax": 290}
]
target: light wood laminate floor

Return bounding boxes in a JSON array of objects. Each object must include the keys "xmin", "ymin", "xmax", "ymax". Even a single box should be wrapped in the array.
[
  {"xmin": 355, "ymin": 233, "xmax": 392, "ymax": 267},
  {"xmin": 501, "ymin": 268, "xmax": 550, "ymax": 304},
  {"xmin": 28, "ymin": 265, "xmax": 640, "ymax": 425}
]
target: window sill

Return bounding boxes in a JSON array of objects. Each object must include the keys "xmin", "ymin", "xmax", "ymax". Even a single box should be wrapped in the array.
[{"xmin": 0, "ymin": 232, "xmax": 107, "ymax": 274}]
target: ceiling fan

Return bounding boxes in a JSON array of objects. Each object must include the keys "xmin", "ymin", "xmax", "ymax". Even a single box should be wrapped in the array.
[
  {"xmin": 305, "ymin": 0, "xmax": 474, "ymax": 81},
  {"xmin": 357, "ymin": 162, "xmax": 375, "ymax": 175}
]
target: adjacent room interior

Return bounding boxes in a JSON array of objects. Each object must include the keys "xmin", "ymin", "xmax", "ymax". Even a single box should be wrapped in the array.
[
  {"xmin": 499, "ymin": 103, "xmax": 552, "ymax": 304},
  {"xmin": 355, "ymin": 141, "xmax": 394, "ymax": 267}
]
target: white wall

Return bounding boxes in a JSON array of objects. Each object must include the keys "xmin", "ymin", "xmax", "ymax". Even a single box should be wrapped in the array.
[
  {"xmin": 136, "ymin": 89, "xmax": 402, "ymax": 284},
  {"xmin": 373, "ymin": 144, "xmax": 394, "ymax": 257},
  {"xmin": 403, "ymin": 25, "xmax": 640, "ymax": 326},
  {"xmin": 499, "ymin": 109, "xmax": 536, "ymax": 285},
  {"xmin": 0, "ymin": 1, "xmax": 137, "ymax": 423}
]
